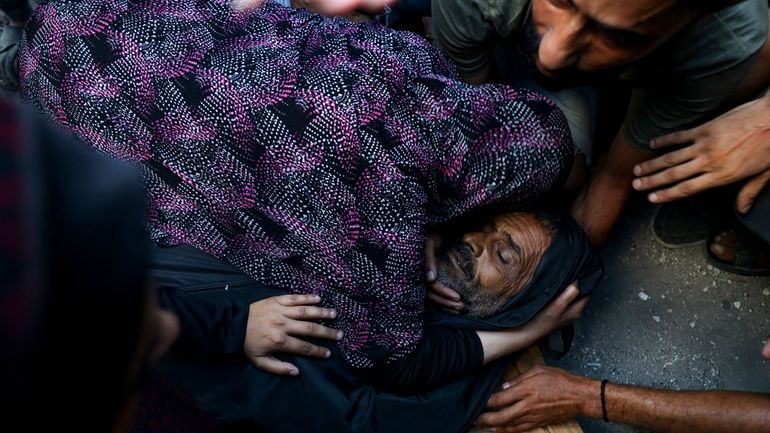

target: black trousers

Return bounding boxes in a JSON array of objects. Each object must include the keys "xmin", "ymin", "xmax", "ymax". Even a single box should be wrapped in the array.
[{"xmin": 738, "ymin": 183, "xmax": 770, "ymax": 245}]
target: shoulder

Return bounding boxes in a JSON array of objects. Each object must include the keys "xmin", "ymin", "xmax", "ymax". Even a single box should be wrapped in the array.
[
  {"xmin": 635, "ymin": 0, "xmax": 768, "ymax": 81},
  {"xmin": 433, "ymin": 0, "xmax": 530, "ymax": 39}
]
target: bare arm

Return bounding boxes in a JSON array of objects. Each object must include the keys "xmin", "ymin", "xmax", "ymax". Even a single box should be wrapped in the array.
[
  {"xmin": 476, "ymin": 366, "xmax": 770, "ymax": 433},
  {"xmin": 571, "ymin": 130, "xmax": 648, "ymax": 247},
  {"xmin": 476, "ymin": 285, "xmax": 587, "ymax": 365}
]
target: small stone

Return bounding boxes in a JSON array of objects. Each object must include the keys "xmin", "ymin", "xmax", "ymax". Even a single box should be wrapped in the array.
[
  {"xmin": 703, "ymin": 287, "xmax": 709, "ymax": 292},
  {"xmin": 639, "ymin": 292, "xmax": 650, "ymax": 301},
  {"xmin": 663, "ymin": 362, "xmax": 674, "ymax": 368},
  {"xmin": 734, "ymin": 301, "xmax": 741, "ymax": 309},
  {"xmin": 707, "ymin": 265, "xmax": 714, "ymax": 271},
  {"xmin": 712, "ymin": 281, "xmax": 717, "ymax": 287},
  {"xmin": 689, "ymin": 322, "xmax": 696, "ymax": 328},
  {"xmin": 762, "ymin": 288, "xmax": 769, "ymax": 296},
  {"xmin": 653, "ymin": 316, "xmax": 661, "ymax": 322}
]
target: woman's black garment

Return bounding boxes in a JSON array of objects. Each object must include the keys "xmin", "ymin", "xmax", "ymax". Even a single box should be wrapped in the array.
[
  {"xmin": 152, "ymin": 216, "xmax": 602, "ymax": 433},
  {"xmin": 152, "ymin": 245, "xmax": 484, "ymax": 389}
]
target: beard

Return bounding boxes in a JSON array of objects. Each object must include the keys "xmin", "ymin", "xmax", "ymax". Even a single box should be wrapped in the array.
[{"xmin": 435, "ymin": 242, "xmax": 507, "ymax": 319}]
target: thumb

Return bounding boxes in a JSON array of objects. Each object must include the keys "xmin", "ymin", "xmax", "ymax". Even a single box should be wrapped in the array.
[
  {"xmin": 251, "ymin": 355, "xmax": 300, "ymax": 376},
  {"xmin": 736, "ymin": 170, "xmax": 770, "ymax": 214},
  {"xmin": 424, "ymin": 233, "xmax": 441, "ymax": 281}
]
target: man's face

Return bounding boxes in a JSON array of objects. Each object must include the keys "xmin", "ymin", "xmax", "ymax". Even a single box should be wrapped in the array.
[
  {"xmin": 435, "ymin": 213, "xmax": 553, "ymax": 317},
  {"xmin": 528, "ymin": 0, "xmax": 700, "ymax": 80}
]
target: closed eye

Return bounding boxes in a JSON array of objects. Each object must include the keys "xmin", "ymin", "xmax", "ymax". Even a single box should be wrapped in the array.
[
  {"xmin": 497, "ymin": 249, "xmax": 509, "ymax": 264},
  {"xmin": 505, "ymin": 233, "xmax": 523, "ymax": 259}
]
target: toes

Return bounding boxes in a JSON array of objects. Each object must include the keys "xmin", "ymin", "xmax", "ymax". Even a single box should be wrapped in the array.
[{"xmin": 710, "ymin": 241, "xmax": 735, "ymax": 263}]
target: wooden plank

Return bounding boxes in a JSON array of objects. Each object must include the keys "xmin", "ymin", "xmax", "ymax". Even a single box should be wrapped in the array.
[{"xmin": 466, "ymin": 346, "xmax": 584, "ymax": 433}]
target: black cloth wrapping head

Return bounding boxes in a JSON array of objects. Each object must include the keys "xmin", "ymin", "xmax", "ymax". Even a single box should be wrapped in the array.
[
  {"xmin": 428, "ymin": 214, "xmax": 603, "ymax": 331},
  {"xmin": 156, "ymin": 214, "xmax": 602, "ymax": 433},
  {"xmin": 0, "ymin": 100, "xmax": 149, "ymax": 431}
]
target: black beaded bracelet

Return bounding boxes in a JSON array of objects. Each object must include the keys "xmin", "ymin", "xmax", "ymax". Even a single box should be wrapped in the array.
[{"xmin": 600, "ymin": 379, "xmax": 610, "ymax": 423}]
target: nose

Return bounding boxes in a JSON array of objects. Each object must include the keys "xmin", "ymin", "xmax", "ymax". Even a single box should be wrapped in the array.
[
  {"xmin": 538, "ymin": 16, "xmax": 584, "ymax": 72},
  {"xmin": 462, "ymin": 231, "xmax": 486, "ymax": 257}
]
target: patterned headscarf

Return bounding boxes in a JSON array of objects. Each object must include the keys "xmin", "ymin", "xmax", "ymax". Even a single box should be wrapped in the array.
[{"xmin": 21, "ymin": 0, "xmax": 574, "ymax": 368}]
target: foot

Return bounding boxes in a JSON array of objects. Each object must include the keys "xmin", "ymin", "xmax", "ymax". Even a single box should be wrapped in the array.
[{"xmin": 709, "ymin": 228, "xmax": 770, "ymax": 270}]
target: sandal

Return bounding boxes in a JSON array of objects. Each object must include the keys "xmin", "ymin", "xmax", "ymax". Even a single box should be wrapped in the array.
[
  {"xmin": 650, "ymin": 191, "xmax": 732, "ymax": 248},
  {"xmin": 0, "ymin": 24, "xmax": 23, "ymax": 91},
  {"xmin": 706, "ymin": 219, "xmax": 770, "ymax": 276}
]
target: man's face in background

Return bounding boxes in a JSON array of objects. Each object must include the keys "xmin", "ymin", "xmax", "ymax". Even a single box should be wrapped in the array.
[
  {"xmin": 435, "ymin": 213, "xmax": 554, "ymax": 318},
  {"xmin": 527, "ymin": 0, "xmax": 702, "ymax": 81}
]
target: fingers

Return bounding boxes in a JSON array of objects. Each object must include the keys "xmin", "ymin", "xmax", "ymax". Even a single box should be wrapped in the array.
[
  {"xmin": 763, "ymin": 338, "xmax": 770, "ymax": 361},
  {"xmin": 251, "ymin": 355, "xmax": 300, "ymax": 376},
  {"xmin": 553, "ymin": 283, "xmax": 580, "ymax": 309},
  {"xmin": 736, "ymin": 170, "xmax": 770, "ymax": 214},
  {"xmin": 430, "ymin": 278, "xmax": 462, "ymax": 301},
  {"xmin": 283, "ymin": 304, "xmax": 337, "ymax": 320},
  {"xmin": 284, "ymin": 319, "xmax": 343, "ymax": 341},
  {"xmin": 564, "ymin": 296, "xmax": 589, "ymax": 320},
  {"xmin": 488, "ymin": 366, "xmax": 552, "ymax": 409},
  {"xmin": 645, "ymin": 174, "xmax": 716, "ymax": 203},
  {"xmin": 424, "ymin": 233, "xmax": 441, "ymax": 282},
  {"xmin": 275, "ymin": 294, "xmax": 322, "ymax": 307},
  {"xmin": 486, "ymin": 385, "xmax": 524, "ymax": 409},
  {"xmin": 269, "ymin": 335, "xmax": 334, "ymax": 358},
  {"xmin": 427, "ymin": 293, "xmax": 462, "ymax": 312},
  {"xmin": 475, "ymin": 402, "xmax": 525, "ymax": 429},
  {"xmin": 633, "ymin": 146, "xmax": 695, "ymax": 177},
  {"xmin": 649, "ymin": 127, "xmax": 699, "ymax": 150},
  {"xmin": 633, "ymin": 160, "xmax": 701, "ymax": 191}
]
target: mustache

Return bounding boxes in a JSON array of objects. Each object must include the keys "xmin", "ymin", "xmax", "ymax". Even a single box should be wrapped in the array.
[{"xmin": 446, "ymin": 241, "xmax": 476, "ymax": 279}]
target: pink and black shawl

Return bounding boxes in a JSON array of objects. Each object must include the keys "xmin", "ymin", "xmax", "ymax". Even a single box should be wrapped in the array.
[{"xmin": 20, "ymin": 0, "xmax": 574, "ymax": 368}]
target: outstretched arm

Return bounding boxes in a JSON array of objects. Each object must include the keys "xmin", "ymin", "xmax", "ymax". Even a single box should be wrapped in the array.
[
  {"xmin": 158, "ymin": 288, "xmax": 341, "ymax": 376},
  {"xmin": 476, "ymin": 285, "xmax": 587, "ymax": 364},
  {"xmin": 376, "ymin": 285, "xmax": 587, "ymax": 389},
  {"xmin": 476, "ymin": 365, "xmax": 770, "ymax": 433}
]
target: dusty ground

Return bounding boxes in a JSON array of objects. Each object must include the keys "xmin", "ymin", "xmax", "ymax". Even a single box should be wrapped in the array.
[{"xmin": 552, "ymin": 196, "xmax": 770, "ymax": 433}]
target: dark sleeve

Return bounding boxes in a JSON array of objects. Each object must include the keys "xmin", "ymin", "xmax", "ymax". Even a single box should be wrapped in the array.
[
  {"xmin": 157, "ymin": 285, "xmax": 250, "ymax": 357},
  {"xmin": 373, "ymin": 325, "xmax": 484, "ymax": 390}
]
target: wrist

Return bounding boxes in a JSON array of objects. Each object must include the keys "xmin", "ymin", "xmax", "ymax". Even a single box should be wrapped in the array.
[{"xmin": 575, "ymin": 376, "xmax": 603, "ymax": 419}]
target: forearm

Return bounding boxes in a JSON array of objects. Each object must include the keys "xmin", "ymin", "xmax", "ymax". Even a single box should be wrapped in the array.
[
  {"xmin": 581, "ymin": 379, "xmax": 770, "ymax": 433},
  {"xmin": 374, "ymin": 325, "xmax": 485, "ymax": 390},
  {"xmin": 572, "ymin": 131, "xmax": 648, "ymax": 246},
  {"xmin": 476, "ymin": 327, "xmax": 538, "ymax": 364}
]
